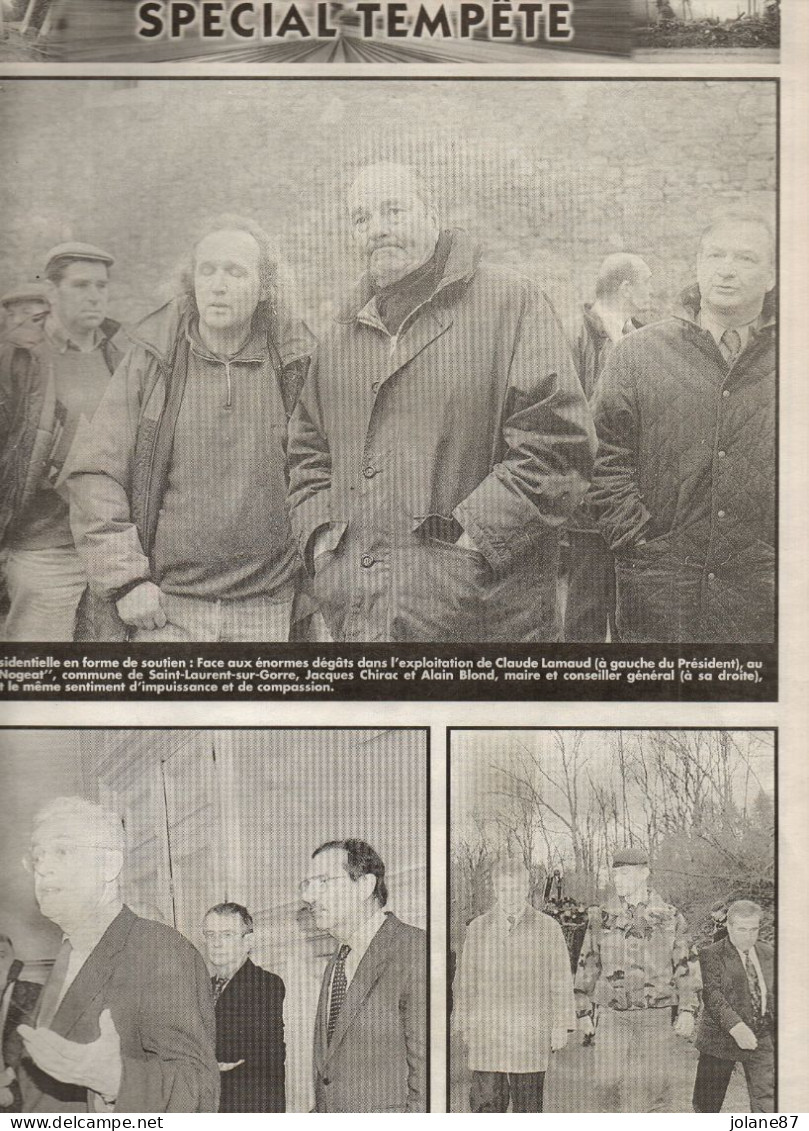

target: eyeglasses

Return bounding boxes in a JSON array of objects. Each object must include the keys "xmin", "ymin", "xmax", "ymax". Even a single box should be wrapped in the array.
[
  {"xmin": 299, "ymin": 874, "xmax": 348, "ymax": 896},
  {"xmin": 22, "ymin": 843, "xmax": 117, "ymax": 873},
  {"xmin": 202, "ymin": 930, "xmax": 249, "ymax": 943}
]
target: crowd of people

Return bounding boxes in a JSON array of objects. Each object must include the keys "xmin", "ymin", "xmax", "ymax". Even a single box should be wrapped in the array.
[
  {"xmin": 0, "ymin": 161, "xmax": 776, "ymax": 644},
  {"xmin": 452, "ymin": 851, "xmax": 776, "ymax": 1113},
  {"xmin": 1, "ymin": 797, "xmax": 426, "ymax": 1113}
]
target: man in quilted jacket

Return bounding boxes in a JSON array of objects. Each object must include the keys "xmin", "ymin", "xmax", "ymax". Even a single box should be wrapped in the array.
[{"xmin": 589, "ymin": 211, "xmax": 776, "ymax": 643}]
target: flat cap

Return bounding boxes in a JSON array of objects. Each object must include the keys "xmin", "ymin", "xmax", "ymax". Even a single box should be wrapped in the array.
[
  {"xmin": 612, "ymin": 847, "xmax": 649, "ymax": 868},
  {"xmin": 44, "ymin": 242, "xmax": 114, "ymax": 275},
  {"xmin": 1, "ymin": 284, "xmax": 49, "ymax": 308}
]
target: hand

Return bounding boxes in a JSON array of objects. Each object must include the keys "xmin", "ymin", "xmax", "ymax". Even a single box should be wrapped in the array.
[
  {"xmin": 0, "ymin": 1086, "xmax": 14, "ymax": 1107},
  {"xmin": 218, "ymin": 1060, "xmax": 245, "ymax": 1072},
  {"xmin": 551, "ymin": 1027, "xmax": 569, "ymax": 1052},
  {"xmin": 673, "ymin": 1010, "xmax": 695, "ymax": 1039},
  {"xmin": 0, "ymin": 1068, "xmax": 14, "ymax": 1088},
  {"xmin": 455, "ymin": 530, "xmax": 478, "ymax": 553},
  {"xmin": 19, "ymin": 1008, "xmax": 122, "ymax": 1099},
  {"xmin": 730, "ymin": 1021, "xmax": 758, "ymax": 1050},
  {"xmin": 116, "ymin": 581, "xmax": 167, "ymax": 630},
  {"xmin": 577, "ymin": 1015, "xmax": 595, "ymax": 1037}
]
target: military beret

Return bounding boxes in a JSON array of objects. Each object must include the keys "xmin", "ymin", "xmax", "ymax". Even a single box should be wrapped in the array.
[
  {"xmin": 1, "ymin": 284, "xmax": 49, "ymax": 309},
  {"xmin": 612, "ymin": 847, "xmax": 649, "ymax": 868},
  {"xmin": 44, "ymin": 242, "xmax": 115, "ymax": 275}
]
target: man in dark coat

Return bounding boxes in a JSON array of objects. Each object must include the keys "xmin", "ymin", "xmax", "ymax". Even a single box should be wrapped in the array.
[
  {"xmin": 287, "ymin": 162, "xmax": 595, "ymax": 643},
  {"xmin": 202, "ymin": 902, "xmax": 285, "ymax": 1112},
  {"xmin": 0, "ymin": 245, "xmax": 126, "ymax": 641},
  {"xmin": 589, "ymin": 211, "xmax": 775, "ymax": 644},
  {"xmin": 565, "ymin": 253, "xmax": 652, "ymax": 643},
  {"xmin": 302, "ymin": 839, "xmax": 426, "ymax": 1112},
  {"xmin": 17, "ymin": 796, "xmax": 219, "ymax": 1113},
  {"xmin": 0, "ymin": 935, "xmax": 41, "ymax": 1112},
  {"xmin": 693, "ymin": 900, "xmax": 775, "ymax": 1112}
]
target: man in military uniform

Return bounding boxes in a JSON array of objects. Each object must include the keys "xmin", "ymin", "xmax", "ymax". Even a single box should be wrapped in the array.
[{"xmin": 569, "ymin": 848, "xmax": 698, "ymax": 1112}]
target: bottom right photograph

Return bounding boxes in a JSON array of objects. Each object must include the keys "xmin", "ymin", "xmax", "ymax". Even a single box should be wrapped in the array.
[{"xmin": 447, "ymin": 727, "xmax": 776, "ymax": 1114}]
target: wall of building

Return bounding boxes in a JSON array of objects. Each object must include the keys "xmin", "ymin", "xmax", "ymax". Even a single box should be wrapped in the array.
[{"xmin": 0, "ymin": 79, "xmax": 776, "ymax": 336}]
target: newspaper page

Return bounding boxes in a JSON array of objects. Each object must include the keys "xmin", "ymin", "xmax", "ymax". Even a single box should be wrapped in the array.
[{"xmin": 0, "ymin": 0, "xmax": 806, "ymax": 1119}]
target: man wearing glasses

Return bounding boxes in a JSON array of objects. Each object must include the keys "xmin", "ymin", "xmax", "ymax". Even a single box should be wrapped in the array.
[
  {"xmin": 16, "ymin": 796, "xmax": 219, "ymax": 1113},
  {"xmin": 301, "ymin": 839, "xmax": 427, "ymax": 1112},
  {"xmin": 202, "ymin": 902, "xmax": 286, "ymax": 1112}
]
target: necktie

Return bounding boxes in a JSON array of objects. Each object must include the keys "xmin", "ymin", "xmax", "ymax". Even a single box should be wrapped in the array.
[
  {"xmin": 212, "ymin": 975, "xmax": 228, "ymax": 1005},
  {"xmin": 744, "ymin": 951, "xmax": 762, "ymax": 1017},
  {"xmin": 720, "ymin": 327, "xmax": 742, "ymax": 367},
  {"xmin": 506, "ymin": 914, "xmax": 516, "ymax": 933},
  {"xmin": 326, "ymin": 944, "xmax": 351, "ymax": 1044},
  {"xmin": 36, "ymin": 939, "xmax": 73, "ymax": 1029}
]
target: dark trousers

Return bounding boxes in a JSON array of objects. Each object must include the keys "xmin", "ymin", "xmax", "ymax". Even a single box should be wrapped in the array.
[
  {"xmin": 692, "ymin": 1042, "xmax": 774, "ymax": 1113},
  {"xmin": 563, "ymin": 530, "xmax": 617, "ymax": 643},
  {"xmin": 470, "ymin": 1070, "xmax": 545, "ymax": 1113}
]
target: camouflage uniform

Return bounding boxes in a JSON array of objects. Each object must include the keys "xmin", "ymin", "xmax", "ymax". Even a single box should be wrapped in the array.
[{"xmin": 566, "ymin": 889, "xmax": 700, "ymax": 1112}]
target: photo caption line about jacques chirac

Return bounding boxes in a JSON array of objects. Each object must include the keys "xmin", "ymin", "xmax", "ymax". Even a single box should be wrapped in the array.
[{"xmin": 0, "ymin": 649, "xmax": 772, "ymax": 701}]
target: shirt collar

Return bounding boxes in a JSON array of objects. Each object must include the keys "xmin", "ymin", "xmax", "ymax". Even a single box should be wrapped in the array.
[
  {"xmin": 496, "ymin": 903, "xmax": 529, "ymax": 927},
  {"xmin": 698, "ymin": 307, "xmax": 762, "ymax": 350},
  {"xmin": 343, "ymin": 907, "xmax": 387, "ymax": 956},
  {"xmin": 63, "ymin": 899, "xmax": 122, "ymax": 957},
  {"xmin": 45, "ymin": 314, "xmax": 105, "ymax": 354},
  {"xmin": 186, "ymin": 317, "xmax": 267, "ymax": 364}
]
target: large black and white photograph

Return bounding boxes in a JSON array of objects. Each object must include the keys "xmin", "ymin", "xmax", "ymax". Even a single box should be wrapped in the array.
[
  {"xmin": 0, "ymin": 77, "xmax": 778, "ymax": 700},
  {"xmin": 0, "ymin": 726, "xmax": 429, "ymax": 1113},
  {"xmin": 448, "ymin": 727, "xmax": 776, "ymax": 1112}
]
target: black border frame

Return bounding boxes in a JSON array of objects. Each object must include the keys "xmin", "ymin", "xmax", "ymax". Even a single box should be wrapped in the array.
[
  {"xmin": 445, "ymin": 724, "xmax": 778, "ymax": 1113},
  {"xmin": 0, "ymin": 722, "xmax": 432, "ymax": 1113}
]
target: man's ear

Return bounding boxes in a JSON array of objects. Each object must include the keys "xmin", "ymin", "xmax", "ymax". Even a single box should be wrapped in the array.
[{"xmin": 358, "ymin": 872, "xmax": 377, "ymax": 904}]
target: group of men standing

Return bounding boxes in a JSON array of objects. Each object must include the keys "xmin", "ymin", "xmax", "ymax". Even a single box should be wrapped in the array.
[
  {"xmin": 454, "ymin": 850, "xmax": 776, "ymax": 1113},
  {"xmin": 1, "ymin": 162, "xmax": 776, "ymax": 644},
  {"xmin": 2, "ymin": 797, "xmax": 425, "ymax": 1114}
]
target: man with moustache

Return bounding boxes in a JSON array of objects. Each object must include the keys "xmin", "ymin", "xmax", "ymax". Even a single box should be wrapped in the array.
[
  {"xmin": 287, "ymin": 162, "xmax": 595, "ymax": 643},
  {"xmin": 0, "ymin": 246, "xmax": 126, "ymax": 641},
  {"xmin": 68, "ymin": 216, "xmax": 314, "ymax": 641},
  {"xmin": 301, "ymin": 839, "xmax": 426, "ymax": 1112},
  {"xmin": 589, "ymin": 211, "xmax": 776, "ymax": 643},
  {"xmin": 202, "ymin": 902, "xmax": 286, "ymax": 1112},
  {"xmin": 16, "ymin": 796, "xmax": 218, "ymax": 1113}
]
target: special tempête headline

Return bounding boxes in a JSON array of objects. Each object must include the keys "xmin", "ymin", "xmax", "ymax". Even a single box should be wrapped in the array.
[{"xmin": 136, "ymin": 1, "xmax": 575, "ymax": 41}]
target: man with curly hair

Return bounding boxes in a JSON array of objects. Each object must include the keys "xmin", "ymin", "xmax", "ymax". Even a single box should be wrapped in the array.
[{"xmin": 68, "ymin": 216, "xmax": 314, "ymax": 641}]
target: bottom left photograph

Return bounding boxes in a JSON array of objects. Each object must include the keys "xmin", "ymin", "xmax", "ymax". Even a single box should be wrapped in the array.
[{"xmin": 0, "ymin": 727, "xmax": 429, "ymax": 1114}]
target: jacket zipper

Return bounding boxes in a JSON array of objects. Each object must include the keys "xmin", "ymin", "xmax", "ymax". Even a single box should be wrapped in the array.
[{"xmin": 224, "ymin": 361, "xmax": 232, "ymax": 408}]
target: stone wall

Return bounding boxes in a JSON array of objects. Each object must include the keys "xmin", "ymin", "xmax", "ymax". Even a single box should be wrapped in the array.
[{"xmin": 0, "ymin": 78, "xmax": 776, "ymax": 334}]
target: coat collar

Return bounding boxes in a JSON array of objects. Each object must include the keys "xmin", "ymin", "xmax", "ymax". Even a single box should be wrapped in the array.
[
  {"xmin": 129, "ymin": 295, "xmax": 314, "ymax": 369},
  {"xmin": 335, "ymin": 229, "xmax": 482, "ymax": 326},
  {"xmin": 675, "ymin": 283, "xmax": 777, "ymax": 331},
  {"xmin": 47, "ymin": 905, "xmax": 137, "ymax": 1038}
]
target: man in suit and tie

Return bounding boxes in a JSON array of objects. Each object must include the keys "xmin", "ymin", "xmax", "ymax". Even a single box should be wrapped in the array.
[
  {"xmin": 301, "ymin": 838, "xmax": 427, "ymax": 1112},
  {"xmin": 203, "ymin": 901, "xmax": 286, "ymax": 1112},
  {"xmin": 16, "ymin": 795, "xmax": 219, "ymax": 1113},
  {"xmin": 0, "ymin": 935, "xmax": 41, "ymax": 1112},
  {"xmin": 693, "ymin": 899, "xmax": 775, "ymax": 1113}
]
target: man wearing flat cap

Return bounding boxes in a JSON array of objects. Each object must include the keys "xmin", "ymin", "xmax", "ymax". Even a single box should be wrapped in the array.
[
  {"xmin": 1, "ymin": 286, "xmax": 50, "ymax": 351},
  {"xmin": 0, "ymin": 242, "xmax": 126, "ymax": 640},
  {"xmin": 568, "ymin": 847, "xmax": 699, "ymax": 1111}
]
